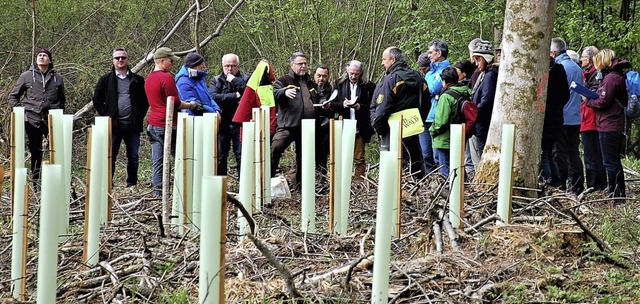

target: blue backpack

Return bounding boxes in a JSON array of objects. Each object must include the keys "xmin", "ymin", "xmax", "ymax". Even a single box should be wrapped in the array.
[{"xmin": 624, "ymin": 71, "xmax": 640, "ymax": 118}]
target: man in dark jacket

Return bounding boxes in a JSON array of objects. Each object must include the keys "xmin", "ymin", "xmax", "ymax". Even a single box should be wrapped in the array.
[
  {"xmin": 272, "ymin": 52, "xmax": 326, "ymax": 188},
  {"xmin": 92, "ymin": 47, "xmax": 149, "ymax": 187},
  {"xmin": 313, "ymin": 65, "xmax": 333, "ymax": 174},
  {"xmin": 371, "ymin": 46, "xmax": 430, "ymax": 178},
  {"xmin": 330, "ymin": 60, "xmax": 376, "ymax": 179},
  {"xmin": 540, "ymin": 57, "xmax": 569, "ymax": 187},
  {"xmin": 209, "ymin": 53, "xmax": 249, "ymax": 177},
  {"xmin": 9, "ymin": 48, "xmax": 66, "ymax": 185}
]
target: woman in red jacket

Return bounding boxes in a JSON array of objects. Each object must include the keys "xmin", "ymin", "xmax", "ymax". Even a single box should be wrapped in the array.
[{"xmin": 584, "ymin": 49, "xmax": 630, "ymax": 198}]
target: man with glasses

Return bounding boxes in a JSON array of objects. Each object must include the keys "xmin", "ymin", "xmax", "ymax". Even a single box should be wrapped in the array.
[
  {"xmin": 145, "ymin": 47, "xmax": 199, "ymax": 196},
  {"xmin": 272, "ymin": 51, "xmax": 327, "ymax": 189},
  {"xmin": 92, "ymin": 47, "xmax": 149, "ymax": 187},
  {"xmin": 208, "ymin": 53, "xmax": 249, "ymax": 177}
]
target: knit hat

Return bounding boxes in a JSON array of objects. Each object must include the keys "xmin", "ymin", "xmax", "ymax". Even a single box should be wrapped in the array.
[
  {"xmin": 37, "ymin": 48, "xmax": 52, "ymax": 61},
  {"xmin": 184, "ymin": 52, "xmax": 204, "ymax": 68},
  {"xmin": 417, "ymin": 52, "xmax": 429, "ymax": 68},
  {"xmin": 472, "ymin": 40, "xmax": 494, "ymax": 63},
  {"xmin": 455, "ymin": 60, "xmax": 476, "ymax": 80},
  {"xmin": 153, "ymin": 47, "xmax": 179, "ymax": 62}
]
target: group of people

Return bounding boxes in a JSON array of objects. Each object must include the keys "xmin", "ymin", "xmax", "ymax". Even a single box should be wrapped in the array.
[{"xmin": 8, "ymin": 38, "xmax": 630, "ymax": 198}]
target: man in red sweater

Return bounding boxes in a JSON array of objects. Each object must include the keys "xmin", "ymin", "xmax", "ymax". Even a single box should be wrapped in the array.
[{"xmin": 145, "ymin": 47, "xmax": 198, "ymax": 196}]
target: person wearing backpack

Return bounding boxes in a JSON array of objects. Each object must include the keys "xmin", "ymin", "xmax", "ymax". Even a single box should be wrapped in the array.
[
  {"xmin": 583, "ymin": 49, "xmax": 630, "ymax": 198},
  {"xmin": 429, "ymin": 67, "xmax": 472, "ymax": 179}
]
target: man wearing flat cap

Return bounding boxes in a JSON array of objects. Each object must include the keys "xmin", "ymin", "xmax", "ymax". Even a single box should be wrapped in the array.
[
  {"xmin": 145, "ymin": 47, "xmax": 199, "ymax": 196},
  {"xmin": 92, "ymin": 47, "xmax": 149, "ymax": 188},
  {"xmin": 9, "ymin": 47, "xmax": 66, "ymax": 186}
]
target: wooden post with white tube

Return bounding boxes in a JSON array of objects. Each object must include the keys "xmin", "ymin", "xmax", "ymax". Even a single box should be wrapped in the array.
[{"xmin": 162, "ymin": 96, "xmax": 175, "ymax": 232}]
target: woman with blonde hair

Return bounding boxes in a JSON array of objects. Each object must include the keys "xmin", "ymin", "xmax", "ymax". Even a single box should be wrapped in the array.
[{"xmin": 584, "ymin": 49, "xmax": 630, "ymax": 197}]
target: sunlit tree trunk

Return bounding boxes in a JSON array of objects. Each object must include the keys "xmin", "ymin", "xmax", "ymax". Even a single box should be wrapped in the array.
[{"xmin": 474, "ymin": 0, "xmax": 557, "ymax": 192}]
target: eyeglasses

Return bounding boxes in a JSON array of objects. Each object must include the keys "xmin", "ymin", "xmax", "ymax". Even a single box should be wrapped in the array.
[
  {"xmin": 223, "ymin": 64, "xmax": 238, "ymax": 68},
  {"xmin": 114, "ymin": 56, "xmax": 128, "ymax": 61}
]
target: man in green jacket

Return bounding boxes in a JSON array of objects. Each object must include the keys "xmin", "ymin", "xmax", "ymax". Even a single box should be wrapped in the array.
[{"xmin": 429, "ymin": 67, "xmax": 472, "ymax": 179}]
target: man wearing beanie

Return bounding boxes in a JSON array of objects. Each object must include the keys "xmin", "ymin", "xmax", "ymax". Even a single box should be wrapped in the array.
[
  {"xmin": 209, "ymin": 53, "xmax": 249, "ymax": 177},
  {"xmin": 92, "ymin": 47, "xmax": 149, "ymax": 187},
  {"xmin": 145, "ymin": 47, "xmax": 200, "ymax": 197},
  {"xmin": 175, "ymin": 52, "xmax": 220, "ymax": 116},
  {"xmin": 9, "ymin": 47, "xmax": 66, "ymax": 186}
]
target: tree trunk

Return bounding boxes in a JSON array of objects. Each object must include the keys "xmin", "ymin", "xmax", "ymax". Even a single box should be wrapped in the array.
[{"xmin": 474, "ymin": 0, "xmax": 557, "ymax": 191}]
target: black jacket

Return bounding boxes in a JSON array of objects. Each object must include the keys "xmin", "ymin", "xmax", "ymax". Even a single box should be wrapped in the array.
[
  {"xmin": 370, "ymin": 60, "xmax": 430, "ymax": 136},
  {"xmin": 92, "ymin": 67, "xmax": 148, "ymax": 132},
  {"xmin": 542, "ymin": 58, "xmax": 569, "ymax": 149},
  {"xmin": 208, "ymin": 72, "xmax": 250, "ymax": 125},
  {"xmin": 9, "ymin": 63, "xmax": 66, "ymax": 128},
  {"xmin": 331, "ymin": 77, "xmax": 376, "ymax": 143}
]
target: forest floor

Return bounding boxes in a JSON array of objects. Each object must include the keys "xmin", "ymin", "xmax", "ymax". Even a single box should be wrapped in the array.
[{"xmin": 1, "ymin": 159, "xmax": 640, "ymax": 303}]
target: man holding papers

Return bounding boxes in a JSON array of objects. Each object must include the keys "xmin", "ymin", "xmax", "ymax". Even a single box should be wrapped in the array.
[{"xmin": 371, "ymin": 46, "xmax": 430, "ymax": 178}]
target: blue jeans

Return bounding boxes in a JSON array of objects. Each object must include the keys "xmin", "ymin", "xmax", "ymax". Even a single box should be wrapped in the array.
[
  {"xmin": 581, "ymin": 131, "xmax": 607, "ymax": 190},
  {"xmin": 218, "ymin": 122, "xmax": 242, "ymax": 177},
  {"xmin": 419, "ymin": 123, "xmax": 436, "ymax": 173},
  {"xmin": 112, "ymin": 123, "xmax": 141, "ymax": 186},
  {"xmin": 599, "ymin": 131, "xmax": 626, "ymax": 197},
  {"xmin": 436, "ymin": 148, "xmax": 450, "ymax": 179},
  {"xmin": 147, "ymin": 125, "xmax": 177, "ymax": 195}
]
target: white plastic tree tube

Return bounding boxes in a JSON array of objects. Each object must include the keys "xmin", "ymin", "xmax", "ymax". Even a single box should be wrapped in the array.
[
  {"xmin": 192, "ymin": 116, "xmax": 204, "ymax": 229},
  {"xmin": 62, "ymin": 114, "xmax": 73, "ymax": 236},
  {"xmin": 388, "ymin": 120, "xmax": 401, "ymax": 237},
  {"xmin": 95, "ymin": 117, "xmax": 110, "ymax": 224},
  {"xmin": 172, "ymin": 113, "xmax": 188, "ymax": 227},
  {"xmin": 332, "ymin": 120, "xmax": 343, "ymax": 233},
  {"xmin": 49, "ymin": 109, "xmax": 67, "ymax": 237},
  {"xmin": 85, "ymin": 124, "xmax": 106, "ymax": 267},
  {"xmin": 338, "ymin": 119, "xmax": 357, "ymax": 235},
  {"xmin": 261, "ymin": 106, "xmax": 272, "ymax": 208},
  {"xmin": 11, "ymin": 168, "xmax": 28, "ymax": 300},
  {"xmin": 497, "ymin": 124, "xmax": 516, "ymax": 225},
  {"xmin": 36, "ymin": 164, "xmax": 63, "ymax": 304},
  {"xmin": 371, "ymin": 151, "xmax": 399, "ymax": 303},
  {"xmin": 252, "ymin": 108, "xmax": 263, "ymax": 211},
  {"xmin": 183, "ymin": 116, "xmax": 195, "ymax": 233},
  {"xmin": 449, "ymin": 124, "xmax": 465, "ymax": 228},
  {"xmin": 199, "ymin": 176, "xmax": 227, "ymax": 304},
  {"xmin": 202, "ymin": 113, "xmax": 219, "ymax": 177},
  {"xmin": 238, "ymin": 122, "xmax": 255, "ymax": 241},
  {"xmin": 11, "ymin": 107, "xmax": 26, "ymax": 202},
  {"xmin": 301, "ymin": 119, "xmax": 316, "ymax": 233}
]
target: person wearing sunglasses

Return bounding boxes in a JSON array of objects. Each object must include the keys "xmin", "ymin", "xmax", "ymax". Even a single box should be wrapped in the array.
[{"xmin": 92, "ymin": 47, "xmax": 149, "ymax": 188}]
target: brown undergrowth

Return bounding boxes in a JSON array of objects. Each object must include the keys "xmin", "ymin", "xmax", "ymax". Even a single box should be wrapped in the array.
[{"xmin": 0, "ymin": 166, "xmax": 639, "ymax": 303}]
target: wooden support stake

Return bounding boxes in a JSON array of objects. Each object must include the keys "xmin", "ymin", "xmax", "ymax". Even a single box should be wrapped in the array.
[
  {"xmin": 10, "ymin": 113, "xmax": 16, "ymax": 210},
  {"xmin": 396, "ymin": 115, "xmax": 403, "ymax": 239},
  {"xmin": 162, "ymin": 97, "xmax": 175, "ymax": 233},
  {"xmin": 20, "ymin": 181, "xmax": 28, "ymax": 302},
  {"xmin": 218, "ymin": 177, "xmax": 228, "ymax": 304},
  {"xmin": 107, "ymin": 118, "xmax": 113, "ymax": 222},
  {"xmin": 83, "ymin": 128, "xmax": 92, "ymax": 263},
  {"xmin": 328, "ymin": 119, "xmax": 335, "ymax": 233},
  {"xmin": 48, "ymin": 114, "xmax": 55, "ymax": 164}
]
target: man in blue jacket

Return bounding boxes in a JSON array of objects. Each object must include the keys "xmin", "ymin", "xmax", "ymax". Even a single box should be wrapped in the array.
[
  {"xmin": 551, "ymin": 37, "xmax": 585, "ymax": 194},
  {"xmin": 421, "ymin": 39, "xmax": 450, "ymax": 174},
  {"xmin": 175, "ymin": 52, "xmax": 220, "ymax": 116}
]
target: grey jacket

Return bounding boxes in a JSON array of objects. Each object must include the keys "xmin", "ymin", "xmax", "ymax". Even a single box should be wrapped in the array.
[{"xmin": 9, "ymin": 63, "xmax": 66, "ymax": 128}]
